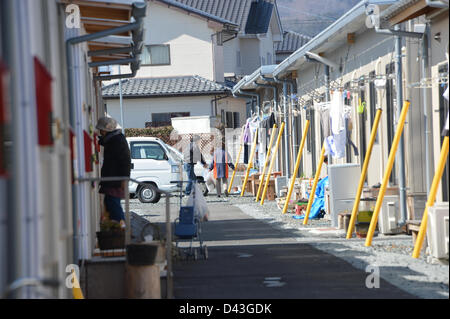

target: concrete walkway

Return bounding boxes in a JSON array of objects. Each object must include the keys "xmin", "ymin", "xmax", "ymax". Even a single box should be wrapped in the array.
[{"xmin": 172, "ymin": 202, "xmax": 415, "ymax": 299}]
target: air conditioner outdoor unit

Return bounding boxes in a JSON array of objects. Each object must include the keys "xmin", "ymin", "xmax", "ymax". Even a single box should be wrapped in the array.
[
  {"xmin": 378, "ymin": 195, "xmax": 401, "ymax": 234},
  {"xmin": 427, "ymin": 202, "xmax": 449, "ymax": 261}
]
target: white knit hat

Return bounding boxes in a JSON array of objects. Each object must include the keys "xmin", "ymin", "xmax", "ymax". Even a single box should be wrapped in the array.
[{"xmin": 96, "ymin": 116, "xmax": 118, "ymax": 132}]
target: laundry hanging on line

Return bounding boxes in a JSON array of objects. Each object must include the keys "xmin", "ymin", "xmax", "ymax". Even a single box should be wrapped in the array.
[{"xmin": 323, "ymin": 91, "xmax": 358, "ymax": 159}]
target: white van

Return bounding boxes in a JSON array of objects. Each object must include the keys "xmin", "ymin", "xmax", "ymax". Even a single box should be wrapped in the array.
[{"xmin": 127, "ymin": 137, "xmax": 207, "ymax": 203}]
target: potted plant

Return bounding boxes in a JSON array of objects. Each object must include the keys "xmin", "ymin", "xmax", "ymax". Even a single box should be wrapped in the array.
[
  {"xmin": 295, "ymin": 199, "xmax": 309, "ymax": 215},
  {"xmin": 96, "ymin": 220, "xmax": 125, "ymax": 250}
]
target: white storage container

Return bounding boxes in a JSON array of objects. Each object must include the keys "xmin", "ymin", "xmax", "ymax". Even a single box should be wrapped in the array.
[
  {"xmin": 427, "ymin": 202, "xmax": 449, "ymax": 260},
  {"xmin": 328, "ymin": 164, "xmax": 361, "ymax": 227}
]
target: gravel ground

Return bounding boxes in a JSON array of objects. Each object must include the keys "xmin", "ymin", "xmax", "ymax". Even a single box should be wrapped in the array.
[{"xmin": 128, "ymin": 191, "xmax": 449, "ymax": 299}]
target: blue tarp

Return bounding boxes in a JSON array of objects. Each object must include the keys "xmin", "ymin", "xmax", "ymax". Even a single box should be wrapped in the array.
[{"xmin": 293, "ymin": 176, "xmax": 329, "ymax": 220}]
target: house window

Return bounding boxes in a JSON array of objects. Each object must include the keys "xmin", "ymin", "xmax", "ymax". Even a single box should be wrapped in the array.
[
  {"xmin": 261, "ymin": 56, "xmax": 265, "ymax": 66},
  {"xmin": 141, "ymin": 45, "xmax": 170, "ymax": 66},
  {"xmin": 236, "ymin": 51, "xmax": 241, "ymax": 67},
  {"xmin": 222, "ymin": 111, "xmax": 240, "ymax": 128},
  {"xmin": 267, "ymin": 53, "xmax": 272, "ymax": 65},
  {"xmin": 233, "ymin": 112, "xmax": 240, "ymax": 129},
  {"xmin": 226, "ymin": 112, "xmax": 233, "ymax": 128}
]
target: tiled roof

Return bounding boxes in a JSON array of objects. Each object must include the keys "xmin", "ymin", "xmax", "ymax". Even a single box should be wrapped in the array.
[
  {"xmin": 155, "ymin": 0, "xmax": 239, "ymax": 27},
  {"xmin": 171, "ymin": 0, "xmax": 276, "ymax": 32},
  {"xmin": 102, "ymin": 76, "xmax": 231, "ymax": 98},
  {"xmin": 276, "ymin": 31, "xmax": 311, "ymax": 53}
]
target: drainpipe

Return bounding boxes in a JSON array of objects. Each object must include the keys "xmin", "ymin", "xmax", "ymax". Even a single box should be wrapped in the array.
[
  {"xmin": 234, "ymin": 90, "xmax": 260, "ymax": 115},
  {"xmin": 254, "ymin": 80, "xmax": 277, "ymax": 114},
  {"xmin": 288, "ymin": 79, "xmax": 298, "ymax": 170},
  {"xmin": 3, "ymin": 0, "xmax": 41, "ymax": 298},
  {"xmin": 324, "ymin": 65, "xmax": 330, "ymax": 105},
  {"xmin": 394, "ymin": 26, "xmax": 407, "ymax": 226},
  {"xmin": 421, "ymin": 24, "xmax": 433, "ymax": 196},
  {"xmin": 324, "ymin": 65, "xmax": 331, "ymax": 164},
  {"xmin": 305, "ymin": 52, "xmax": 339, "ymax": 70},
  {"xmin": 375, "ymin": 24, "xmax": 424, "ymax": 225}
]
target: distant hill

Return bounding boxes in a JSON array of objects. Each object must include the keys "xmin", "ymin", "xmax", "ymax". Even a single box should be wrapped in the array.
[{"xmin": 277, "ymin": 0, "xmax": 361, "ymax": 37}]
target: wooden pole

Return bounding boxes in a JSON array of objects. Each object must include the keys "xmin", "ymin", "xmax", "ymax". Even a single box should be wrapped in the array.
[
  {"xmin": 365, "ymin": 100, "xmax": 410, "ymax": 247},
  {"xmin": 241, "ymin": 129, "xmax": 258, "ymax": 197},
  {"xmin": 346, "ymin": 108, "xmax": 382, "ymax": 239},
  {"xmin": 282, "ymin": 120, "xmax": 309, "ymax": 214},
  {"xmin": 261, "ymin": 122, "xmax": 285, "ymax": 205},
  {"xmin": 255, "ymin": 124, "xmax": 278, "ymax": 202},
  {"xmin": 72, "ymin": 269, "xmax": 84, "ymax": 299},
  {"xmin": 412, "ymin": 136, "xmax": 449, "ymax": 258},
  {"xmin": 228, "ymin": 127, "xmax": 245, "ymax": 194}
]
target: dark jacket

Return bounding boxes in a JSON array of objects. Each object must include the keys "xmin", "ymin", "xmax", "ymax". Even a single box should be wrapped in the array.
[{"xmin": 98, "ymin": 130, "xmax": 131, "ymax": 190}]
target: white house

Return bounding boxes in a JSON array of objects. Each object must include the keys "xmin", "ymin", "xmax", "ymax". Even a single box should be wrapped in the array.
[{"xmin": 104, "ymin": 0, "xmax": 285, "ymax": 131}]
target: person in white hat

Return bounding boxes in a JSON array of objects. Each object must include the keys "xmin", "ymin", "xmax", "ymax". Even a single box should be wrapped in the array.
[{"xmin": 96, "ymin": 116, "xmax": 131, "ymax": 225}]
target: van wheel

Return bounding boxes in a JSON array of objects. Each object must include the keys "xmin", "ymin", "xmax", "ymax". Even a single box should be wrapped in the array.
[{"xmin": 138, "ymin": 184, "xmax": 161, "ymax": 204}]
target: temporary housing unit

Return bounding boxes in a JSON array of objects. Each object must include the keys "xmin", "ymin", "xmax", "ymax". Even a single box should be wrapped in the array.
[
  {"xmin": 235, "ymin": 0, "xmax": 448, "ymax": 224},
  {"xmin": 0, "ymin": 0, "xmax": 147, "ymax": 298}
]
